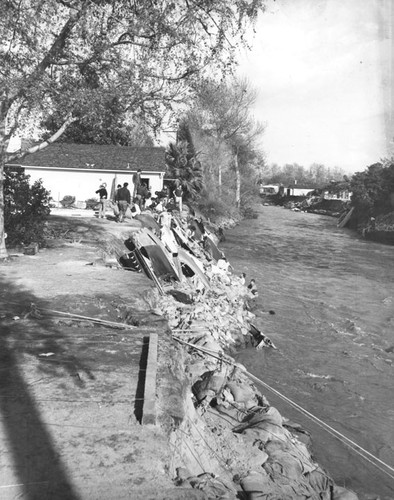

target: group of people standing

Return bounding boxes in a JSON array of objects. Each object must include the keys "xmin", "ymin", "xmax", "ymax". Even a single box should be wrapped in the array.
[{"xmin": 95, "ymin": 170, "xmax": 184, "ymax": 222}]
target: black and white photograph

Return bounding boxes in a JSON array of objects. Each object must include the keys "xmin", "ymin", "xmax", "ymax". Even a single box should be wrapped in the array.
[{"xmin": 0, "ymin": 1, "xmax": 393, "ymax": 499}]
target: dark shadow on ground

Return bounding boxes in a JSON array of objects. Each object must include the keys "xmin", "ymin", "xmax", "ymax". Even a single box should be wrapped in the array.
[
  {"xmin": 46, "ymin": 214, "xmax": 112, "ymax": 244},
  {"xmin": 0, "ymin": 278, "xmax": 88, "ymax": 499},
  {"xmin": 134, "ymin": 336, "xmax": 149, "ymax": 423}
]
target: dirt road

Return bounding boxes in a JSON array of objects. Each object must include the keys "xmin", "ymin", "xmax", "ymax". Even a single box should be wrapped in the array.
[{"xmin": 0, "ymin": 213, "xmax": 180, "ymax": 500}]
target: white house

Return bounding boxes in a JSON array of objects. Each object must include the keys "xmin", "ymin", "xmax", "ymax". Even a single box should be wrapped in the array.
[
  {"xmin": 283, "ymin": 184, "xmax": 315, "ymax": 197},
  {"xmin": 6, "ymin": 143, "xmax": 166, "ymax": 205},
  {"xmin": 323, "ymin": 189, "xmax": 352, "ymax": 201}
]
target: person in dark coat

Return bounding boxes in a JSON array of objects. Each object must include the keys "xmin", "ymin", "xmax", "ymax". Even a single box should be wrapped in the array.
[
  {"xmin": 136, "ymin": 182, "xmax": 150, "ymax": 209},
  {"xmin": 95, "ymin": 183, "xmax": 108, "ymax": 219},
  {"xmin": 115, "ymin": 182, "xmax": 131, "ymax": 222},
  {"xmin": 132, "ymin": 169, "xmax": 142, "ymax": 198}
]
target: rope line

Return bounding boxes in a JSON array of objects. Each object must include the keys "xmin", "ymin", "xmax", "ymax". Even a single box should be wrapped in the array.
[
  {"xmin": 173, "ymin": 336, "xmax": 394, "ymax": 483},
  {"xmin": 247, "ymin": 372, "xmax": 394, "ymax": 482}
]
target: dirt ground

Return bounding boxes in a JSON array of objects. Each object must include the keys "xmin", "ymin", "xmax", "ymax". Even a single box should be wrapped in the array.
[{"xmin": 0, "ymin": 212, "xmax": 187, "ymax": 500}]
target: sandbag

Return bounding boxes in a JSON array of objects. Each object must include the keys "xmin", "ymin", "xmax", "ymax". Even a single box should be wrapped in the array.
[
  {"xmin": 240, "ymin": 470, "xmax": 272, "ymax": 500},
  {"xmin": 234, "ymin": 406, "xmax": 287, "ymax": 444},
  {"xmin": 234, "ymin": 406, "xmax": 283, "ymax": 433},
  {"xmin": 333, "ymin": 486, "xmax": 359, "ymax": 500},
  {"xmin": 226, "ymin": 381, "xmax": 256, "ymax": 404},
  {"xmin": 192, "ymin": 371, "xmax": 226, "ymax": 404},
  {"xmin": 125, "ymin": 206, "xmax": 133, "ymax": 219}
]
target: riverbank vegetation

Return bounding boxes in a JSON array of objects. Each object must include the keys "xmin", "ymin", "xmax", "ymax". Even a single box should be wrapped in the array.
[
  {"xmin": 4, "ymin": 169, "xmax": 51, "ymax": 247},
  {"xmin": 165, "ymin": 78, "xmax": 266, "ymax": 221},
  {"xmin": 258, "ymin": 159, "xmax": 394, "ymax": 243},
  {"xmin": 260, "ymin": 162, "xmax": 345, "ymax": 187},
  {"xmin": 349, "ymin": 160, "xmax": 394, "ymax": 225}
]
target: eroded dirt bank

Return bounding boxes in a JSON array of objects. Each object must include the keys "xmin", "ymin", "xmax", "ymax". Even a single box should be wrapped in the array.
[{"xmin": 0, "ymin": 211, "xmax": 360, "ymax": 499}]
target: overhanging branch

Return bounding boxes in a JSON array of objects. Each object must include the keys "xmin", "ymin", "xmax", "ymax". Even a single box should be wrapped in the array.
[{"xmin": 6, "ymin": 114, "xmax": 78, "ymax": 162}]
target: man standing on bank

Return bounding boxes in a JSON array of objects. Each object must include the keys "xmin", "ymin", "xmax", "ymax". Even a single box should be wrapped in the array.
[
  {"xmin": 132, "ymin": 169, "xmax": 142, "ymax": 198},
  {"xmin": 115, "ymin": 182, "xmax": 131, "ymax": 222},
  {"xmin": 95, "ymin": 183, "xmax": 108, "ymax": 219},
  {"xmin": 174, "ymin": 181, "xmax": 183, "ymax": 213}
]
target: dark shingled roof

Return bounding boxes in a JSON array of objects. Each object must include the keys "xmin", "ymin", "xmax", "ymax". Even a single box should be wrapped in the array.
[{"xmin": 7, "ymin": 143, "xmax": 166, "ymax": 172}]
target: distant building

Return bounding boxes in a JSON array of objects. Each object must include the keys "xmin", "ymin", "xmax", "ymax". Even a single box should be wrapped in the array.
[
  {"xmin": 284, "ymin": 183, "xmax": 315, "ymax": 197},
  {"xmin": 322, "ymin": 189, "xmax": 352, "ymax": 201},
  {"xmin": 6, "ymin": 143, "xmax": 166, "ymax": 205},
  {"xmin": 259, "ymin": 184, "xmax": 280, "ymax": 196}
]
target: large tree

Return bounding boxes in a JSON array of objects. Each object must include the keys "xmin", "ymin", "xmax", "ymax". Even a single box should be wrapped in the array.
[
  {"xmin": 43, "ymin": 102, "xmax": 155, "ymax": 146},
  {"xmin": 0, "ymin": 0, "xmax": 265, "ymax": 257},
  {"xmin": 189, "ymin": 77, "xmax": 264, "ymax": 207},
  {"xmin": 165, "ymin": 118, "xmax": 203, "ymax": 200},
  {"xmin": 350, "ymin": 161, "xmax": 394, "ymax": 223}
]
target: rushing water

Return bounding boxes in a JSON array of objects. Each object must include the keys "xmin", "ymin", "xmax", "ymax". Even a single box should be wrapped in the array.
[{"xmin": 220, "ymin": 205, "xmax": 394, "ymax": 500}]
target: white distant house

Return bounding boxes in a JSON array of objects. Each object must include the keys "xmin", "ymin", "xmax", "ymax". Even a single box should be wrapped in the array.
[
  {"xmin": 6, "ymin": 143, "xmax": 166, "ymax": 205},
  {"xmin": 284, "ymin": 183, "xmax": 315, "ymax": 197},
  {"xmin": 259, "ymin": 184, "xmax": 280, "ymax": 196},
  {"xmin": 323, "ymin": 189, "xmax": 352, "ymax": 201}
]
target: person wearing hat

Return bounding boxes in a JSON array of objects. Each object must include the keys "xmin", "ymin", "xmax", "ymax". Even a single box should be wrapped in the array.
[{"xmin": 95, "ymin": 182, "xmax": 108, "ymax": 219}]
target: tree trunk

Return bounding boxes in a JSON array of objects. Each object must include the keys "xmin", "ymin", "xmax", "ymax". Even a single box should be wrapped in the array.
[
  {"xmin": 0, "ymin": 103, "xmax": 9, "ymax": 259},
  {"xmin": 218, "ymin": 164, "xmax": 222, "ymax": 197},
  {"xmin": 234, "ymin": 148, "xmax": 241, "ymax": 208}
]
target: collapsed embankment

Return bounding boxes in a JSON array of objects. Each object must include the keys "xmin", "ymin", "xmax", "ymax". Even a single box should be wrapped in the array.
[{"xmin": 125, "ymin": 210, "xmax": 360, "ymax": 500}]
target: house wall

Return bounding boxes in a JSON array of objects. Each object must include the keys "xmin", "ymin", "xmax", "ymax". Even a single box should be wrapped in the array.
[
  {"xmin": 287, "ymin": 188, "xmax": 314, "ymax": 196},
  {"xmin": 323, "ymin": 191, "xmax": 352, "ymax": 201},
  {"xmin": 24, "ymin": 167, "xmax": 164, "ymax": 203}
]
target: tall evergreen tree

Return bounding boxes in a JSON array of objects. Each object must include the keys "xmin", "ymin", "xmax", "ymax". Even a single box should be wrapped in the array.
[{"xmin": 165, "ymin": 119, "xmax": 203, "ymax": 201}]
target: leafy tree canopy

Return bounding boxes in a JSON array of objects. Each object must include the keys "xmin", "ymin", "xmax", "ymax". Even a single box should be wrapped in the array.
[
  {"xmin": 187, "ymin": 77, "xmax": 265, "ymax": 207},
  {"xmin": 260, "ymin": 163, "xmax": 345, "ymax": 188},
  {"xmin": 43, "ymin": 104, "xmax": 155, "ymax": 146},
  {"xmin": 1, "ymin": 0, "xmax": 265, "ymax": 146}
]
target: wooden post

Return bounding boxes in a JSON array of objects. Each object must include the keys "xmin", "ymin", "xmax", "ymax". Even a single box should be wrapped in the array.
[{"xmin": 142, "ymin": 333, "xmax": 158, "ymax": 425}]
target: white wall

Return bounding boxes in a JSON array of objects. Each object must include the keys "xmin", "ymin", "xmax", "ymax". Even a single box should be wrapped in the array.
[
  {"xmin": 323, "ymin": 191, "xmax": 352, "ymax": 201},
  {"xmin": 288, "ymin": 188, "xmax": 314, "ymax": 196},
  {"xmin": 25, "ymin": 168, "xmax": 164, "ymax": 203}
]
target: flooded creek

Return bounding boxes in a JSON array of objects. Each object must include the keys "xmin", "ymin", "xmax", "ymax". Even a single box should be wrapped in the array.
[{"xmin": 221, "ymin": 205, "xmax": 394, "ymax": 499}]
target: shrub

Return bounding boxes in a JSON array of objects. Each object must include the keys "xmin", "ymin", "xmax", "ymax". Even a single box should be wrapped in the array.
[
  {"xmin": 85, "ymin": 197, "xmax": 99, "ymax": 210},
  {"xmin": 4, "ymin": 169, "xmax": 51, "ymax": 247},
  {"xmin": 60, "ymin": 195, "xmax": 76, "ymax": 208},
  {"xmin": 195, "ymin": 192, "xmax": 238, "ymax": 220}
]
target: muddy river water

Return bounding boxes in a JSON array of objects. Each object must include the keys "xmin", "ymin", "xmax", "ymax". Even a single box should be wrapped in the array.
[{"xmin": 220, "ymin": 205, "xmax": 394, "ymax": 499}]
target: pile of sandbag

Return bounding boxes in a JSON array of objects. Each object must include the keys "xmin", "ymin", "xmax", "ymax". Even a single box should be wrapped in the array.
[
  {"xmin": 139, "ymin": 210, "xmax": 359, "ymax": 500},
  {"xmin": 169, "ymin": 345, "xmax": 358, "ymax": 500}
]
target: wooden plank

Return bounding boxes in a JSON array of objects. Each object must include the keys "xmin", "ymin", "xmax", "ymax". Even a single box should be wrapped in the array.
[
  {"xmin": 142, "ymin": 333, "xmax": 158, "ymax": 425},
  {"xmin": 337, "ymin": 207, "xmax": 354, "ymax": 228}
]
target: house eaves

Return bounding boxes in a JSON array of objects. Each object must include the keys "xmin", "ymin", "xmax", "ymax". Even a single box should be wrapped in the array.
[
  {"xmin": 6, "ymin": 143, "xmax": 166, "ymax": 172},
  {"xmin": 6, "ymin": 165, "xmax": 165, "ymax": 175}
]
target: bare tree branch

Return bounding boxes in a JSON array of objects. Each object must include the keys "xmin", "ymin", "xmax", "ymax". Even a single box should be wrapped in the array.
[{"xmin": 6, "ymin": 113, "xmax": 78, "ymax": 162}]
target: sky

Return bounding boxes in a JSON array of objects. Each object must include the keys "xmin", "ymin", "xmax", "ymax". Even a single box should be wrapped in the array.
[{"xmin": 237, "ymin": 0, "xmax": 393, "ymax": 174}]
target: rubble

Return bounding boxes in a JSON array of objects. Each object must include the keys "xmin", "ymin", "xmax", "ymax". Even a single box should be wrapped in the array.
[{"xmin": 118, "ymin": 206, "xmax": 359, "ymax": 500}]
